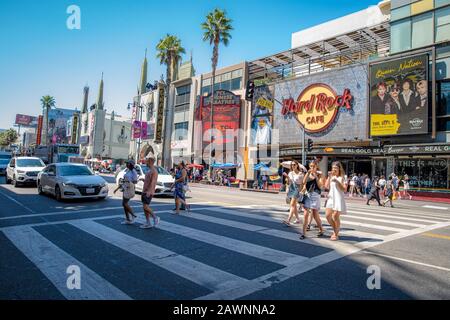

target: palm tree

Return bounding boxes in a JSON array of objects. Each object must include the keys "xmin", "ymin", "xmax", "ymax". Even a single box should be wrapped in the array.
[
  {"xmin": 40, "ymin": 95, "xmax": 56, "ymax": 146},
  {"xmin": 156, "ymin": 34, "xmax": 185, "ymax": 167},
  {"xmin": 201, "ymin": 8, "xmax": 233, "ymax": 164}
]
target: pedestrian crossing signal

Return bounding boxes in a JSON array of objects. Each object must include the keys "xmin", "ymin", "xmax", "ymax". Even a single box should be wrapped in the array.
[
  {"xmin": 307, "ymin": 139, "xmax": 314, "ymax": 152},
  {"xmin": 245, "ymin": 80, "xmax": 255, "ymax": 101}
]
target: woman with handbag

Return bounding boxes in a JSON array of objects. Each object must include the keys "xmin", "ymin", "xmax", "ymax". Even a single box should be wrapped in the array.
[
  {"xmin": 282, "ymin": 160, "xmax": 304, "ymax": 227},
  {"xmin": 300, "ymin": 161, "xmax": 325, "ymax": 240},
  {"xmin": 383, "ymin": 177, "xmax": 395, "ymax": 208},
  {"xmin": 114, "ymin": 160, "xmax": 138, "ymax": 225},
  {"xmin": 172, "ymin": 161, "xmax": 191, "ymax": 214},
  {"xmin": 325, "ymin": 161, "xmax": 347, "ymax": 241}
]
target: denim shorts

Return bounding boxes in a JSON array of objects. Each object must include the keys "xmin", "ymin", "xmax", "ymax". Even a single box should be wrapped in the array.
[
  {"xmin": 303, "ymin": 192, "xmax": 321, "ymax": 210},
  {"xmin": 141, "ymin": 194, "xmax": 153, "ymax": 205}
]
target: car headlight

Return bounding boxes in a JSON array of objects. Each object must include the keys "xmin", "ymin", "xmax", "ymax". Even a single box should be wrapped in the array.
[{"xmin": 62, "ymin": 182, "xmax": 77, "ymax": 187}]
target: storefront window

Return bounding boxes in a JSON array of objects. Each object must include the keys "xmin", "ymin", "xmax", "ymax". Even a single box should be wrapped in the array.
[
  {"xmin": 391, "ymin": 19, "xmax": 412, "ymax": 53},
  {"xmin": 412, "ymin": 12, "xmax": 434, "ymax": 48},
  {"xmin": 438, "ymin": 81, "xmax": 450, "ymax": 115},
  {"xmin": 435, "ymin": 6, "xmax": 450, "ymax": 42},
  {"xmin": 395, "ymin": 158, "xmax": 449, "ymax": 190},
  {"xmin": 437, "ymin": 118, "xmax": 450, "ymax": 130}
]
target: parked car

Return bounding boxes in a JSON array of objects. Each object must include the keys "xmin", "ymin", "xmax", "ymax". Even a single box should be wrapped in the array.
[
  {"xmin": 6, "ymin": 157, "xmax": 46, "ymax": 187},
  {"xmin": 37, "ymin": 163, "xmax": 109, "ymax": 201},
  {"xmin": 116, "ymin": 164, "xmax": 174, "ymax": 196}
]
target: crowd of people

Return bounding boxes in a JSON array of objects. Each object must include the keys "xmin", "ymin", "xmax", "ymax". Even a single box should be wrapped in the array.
[{"xmin": 114, "ymin": 154, "xmax": 192, "ymax": 228}]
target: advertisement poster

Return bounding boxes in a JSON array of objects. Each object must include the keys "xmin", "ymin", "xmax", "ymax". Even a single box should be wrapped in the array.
[
  {"xmin": 200, "ymin": 90, "xmax": 241, "ymax": 146},
  {"xmin": 15, "ymin": 114, "xmax": 38, "ymax": 127},
  {"xmin": 251, "ymin": 85, "xmax": 274, "ymax": 145},
  {"xmin": 48, "ymin": 108, "xmax": 79, "ymax": 144},
  {"xmin": 370, "ymin": 54, "xmax": 429, "ymax": 136}
]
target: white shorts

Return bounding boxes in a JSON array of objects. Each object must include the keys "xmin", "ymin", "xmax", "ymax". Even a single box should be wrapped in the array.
[{"xmin": 304, "ymin": 192, "xmax": 321, "ymax": 211}]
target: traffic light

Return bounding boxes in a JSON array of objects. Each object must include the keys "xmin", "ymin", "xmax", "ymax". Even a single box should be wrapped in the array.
[
  {"xmin": 245, "ymin": 80, "xmax": 255, "ymax": 101},
  {"xmin": 307, "ymin": 139, "xmax": 314, "ymax": 152}
]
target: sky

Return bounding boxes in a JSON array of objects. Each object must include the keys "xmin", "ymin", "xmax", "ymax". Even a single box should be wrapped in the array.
[{"xmin": 0, "ymin": 0, "xmax": 378, "ymax": 130}]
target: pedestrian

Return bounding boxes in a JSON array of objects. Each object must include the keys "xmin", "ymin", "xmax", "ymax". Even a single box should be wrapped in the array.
[
  {"xmin": 325, "ymin": 161, "xmax": 347, "ymax": 241},
  {"xmin": 383, "ymin": 176, "xmax": 395, "ymax": 208},
  {"xmin": 113, "ymin": 160, "xmax": 138, "ymax": 225},
  {"xmin": 282, "ymin": 160, "xmax": 304, "ymax": 227},
  {"xmin": 402, "ymin": 174, "xmax": 412, "ymax": 200},
  {"xmin": 392, "ymin": 173, "xmax": 400, "ymax": 199},
  {"xmin": 140, "ymin": 154, "xmax": 160, "ymax": 229},
  {"xmin": 349, "ymin": 174, "xmax": 356, "ymax": 197},
  {"xmin": 364, "ymin": 174, "xmax": 371, "ymax": 197},
  {"xmin": 355, "ymin": 174, "xmax": 363, "ymax": 197},
  {"xmin": 172, "ymin": 161, "xmax": 190, "ymax": 214},
  {"xmin": 366, "ymin": 176, "xmax": 383, "ymax": 206},
  {"xmin": 378, "ymin": 175, "xmax": 387, "ymax": 200},
  {"xmin": 299, "ymin": 161, "xmax": 325, "ymax": 240}
]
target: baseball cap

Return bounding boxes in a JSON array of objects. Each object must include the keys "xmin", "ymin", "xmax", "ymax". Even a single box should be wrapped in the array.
[{"xmin": 126, "ymin": 160, "xmax": 135, "ymax": 166}]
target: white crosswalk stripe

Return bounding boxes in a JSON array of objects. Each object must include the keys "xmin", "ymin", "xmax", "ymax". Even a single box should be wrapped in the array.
[
  {"xmin": 2, "ymin": 226, "xmax": 131, "ymax": 300},
  {"xmin": 69, "ymin": 220, "xmax": 248, "ymax": 292},
  {"xmin": 2, "ymin": 200, "xmax": 450, "ymax": 300}
]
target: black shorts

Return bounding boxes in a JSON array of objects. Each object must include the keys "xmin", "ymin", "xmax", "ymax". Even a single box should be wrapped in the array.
[
  {"xmin": 141, "ymin": 194, "xmax": 153, "ymax": 205},
  {"xmin": 122, "ymin": 197, "xmax": 131, "ymax": 206}
]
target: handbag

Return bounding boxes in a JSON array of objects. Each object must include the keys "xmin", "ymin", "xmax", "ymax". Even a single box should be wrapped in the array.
[
  {"xmin": 183, "ymin": 184, "xmax": 190, "ymax": 193},
  {"xmin": 123, "ymin": 181, "xmax": 136, "ymax": 200}
]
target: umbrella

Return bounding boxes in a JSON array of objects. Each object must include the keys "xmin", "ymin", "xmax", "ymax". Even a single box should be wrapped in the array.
[
  {"xmin": 259, "ymin": 167, "xmax": 279, "ymax": 175},
  {"xmin": 281, "ymin": 161, "xmax": 307, "ymax": 172},
  {"xmin": 187, "ymin": 164, "xmax": 204, "ymax": 169},
  {"xmin": 211, "ymin": 163, "xmax": 241, "ymax": 169}
]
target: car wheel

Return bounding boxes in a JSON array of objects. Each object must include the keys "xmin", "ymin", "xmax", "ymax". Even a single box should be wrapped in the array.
[
  {"xmin": 55, "ymin": 185, "xmax": 62, "ymax": 202},
  {"xmin": 37, "ymin": 182, "xmax": 44, "ymax": 195}
]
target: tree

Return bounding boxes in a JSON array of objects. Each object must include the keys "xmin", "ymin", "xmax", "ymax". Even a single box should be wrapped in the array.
[
  {"xmin": 40, "ymin": 95, "xmax": 56, "ymax": 145},
  {"xmin": 156, "ymin": 34, "xmax": 185, "ymax": 167},
  {"xmin": 0, "ymin": 129, "xmax": 18, "ymax": 147},
  {"xmin": 201, "ymin": 8, "xmax": 233, "ymax": 164}
]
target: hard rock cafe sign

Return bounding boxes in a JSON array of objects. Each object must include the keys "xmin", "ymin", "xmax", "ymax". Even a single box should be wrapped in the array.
[{"xmin": 281, "ymin": 84, "xmax": 353, "ymax": 133}]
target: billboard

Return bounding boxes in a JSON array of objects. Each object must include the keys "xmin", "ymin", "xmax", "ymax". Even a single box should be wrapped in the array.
[
  {"xmin": 251, "ymin": 85, "xmax": 274, "ymax": 145},
  {"xmin": 132, "ymin": 121, "xmax": 149, "ymax": 139},
  {"xmin": 200, "ymin": 90, "xmax": 241, "ymax": 145},
  {"xmin": 36, "ymin": 115, "xmax": 43, "ymax": 145},
  {"xmin": 48, "ymin": 108, "xmax": 79, "ymax": 145},
  {"xmin": 154, "ymin": 84, "xmax": 165, "ymax": 143},
  {"xmin": 15, "ymin": 114, "xmax": 38, "ymax": 127},
  {"xmin": 369, "ymin": 54, "xmax": 429, "ymax": 136}
]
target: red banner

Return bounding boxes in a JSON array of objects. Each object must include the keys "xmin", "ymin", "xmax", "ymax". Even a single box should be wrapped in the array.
[{"xmin": 36, "ymin": 115, "xmax": 43, "ymax": 145}]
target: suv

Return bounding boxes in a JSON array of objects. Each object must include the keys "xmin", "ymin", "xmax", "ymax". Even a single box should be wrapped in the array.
[{"xmin": 6, "ymin": 157, "xmax": 46, "ymax": 187}]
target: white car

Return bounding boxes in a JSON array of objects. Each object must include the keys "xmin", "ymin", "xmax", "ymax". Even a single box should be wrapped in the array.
[
  {"xmin": 116, "ymin": 164, "xmax": 174, "ymax": 196},
  {"xmin": 6, "ymin": 157, "xmax": 46, "ymax": 187},
  {"xmin": 37, "ymin": 163, "xmax": 109, "ymax": 201}
]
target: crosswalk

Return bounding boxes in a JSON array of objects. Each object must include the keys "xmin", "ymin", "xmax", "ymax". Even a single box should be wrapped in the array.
[{"xmin": 1, "ymin": 201, "xmax": 450, "ymax": 300}]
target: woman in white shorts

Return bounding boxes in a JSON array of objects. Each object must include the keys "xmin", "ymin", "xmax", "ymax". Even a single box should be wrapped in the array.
[
  {"xmin": 300, "ymin": 161, "xmax": 325, "ymax": 240},
  {"xmin": 325, "ymin": 161, "xmax": 348, "ymax": 241}
]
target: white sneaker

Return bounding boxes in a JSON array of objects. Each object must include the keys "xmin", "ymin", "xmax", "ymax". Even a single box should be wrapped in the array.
[
  {"xmin": 293, "ymin": 220, "xmax": 300, "ymax": 224},
  {"xmin": 121, "ymin": 220, "xmax": 134, "ymax": 225},
  {"xmin": 139, "ymin": 223, "xmax": 153, "ymax": 229},
  {"xmin": 153, "ymin": 216, "xmax": 160, "ymax": 226}
]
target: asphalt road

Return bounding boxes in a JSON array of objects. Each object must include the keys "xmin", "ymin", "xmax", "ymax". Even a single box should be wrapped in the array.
[{"xmin": 1, "ymin": 173, "xmax": 449, "ymax": 300}]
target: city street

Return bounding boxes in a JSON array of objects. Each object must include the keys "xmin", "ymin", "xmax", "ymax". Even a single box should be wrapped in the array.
[{"xmin": 1, "ymin": 175, "xmax": 449, "ymax": 300}]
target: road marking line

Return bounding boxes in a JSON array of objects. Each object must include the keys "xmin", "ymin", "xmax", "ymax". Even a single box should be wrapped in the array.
[
  {"xmin": 349, "ymin": 204, "xmax": 450, "ymax": 218},
  {"xmin": 196, "ymin": 220, "xmax": 450, "ymax": 300},
  {"xmin": 198, "ymin": 207, "xmax": 387, "ymax": 243},
  {"xmin": 341, "ymin": 214, "xmax": 426, "ymax": 228},
  {"xmin": 2, "ymin": 226, "xmax": 131, "ymax": 300},
  {"xmin": 132, "ymin": 216, "xmax": 307, "ymax": 267},
  {"xmin": 0, "ymin": 201, "xmax": 213, "ymax": 221},
  {"xmin": 421, "ymin": 232, "xmax": 450, "ymax": 241},
  {"xmin": 423, "ymin": 205, "xmax": 449, "ymax": 211},
  {"xmin": 0, "ymin": 190, "xmax": 36, "ymax": 214},
  {"xmin": 362, "ymin": 251, "xmax": 450, "ymax": 272},
  {"xmin": 346, "ymin": 210, "xmax": 448, "ymax": 223},
  {"xmin": 70, "ymin": 220, "xmax": 247, "ymax": 292}
]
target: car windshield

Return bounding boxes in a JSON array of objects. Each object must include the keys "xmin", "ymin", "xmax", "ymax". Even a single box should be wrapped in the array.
[
  {"xmin": 16, "ymin": 159, "xmax": 45, "ymax": 167},
  {"xmin": 140, "ymin": 165, "xmax": 170, "ymax": 175},
  {"xmin": 0, "ymin": 159, "xmax": 9, "ymax": 165},
  {"xmin": 59, "ymin": 165, "xmax": 93, "ymax": 176},
  {"xmin": 57, "ymin": 146, "xmax": 79, "ymax": 154}
]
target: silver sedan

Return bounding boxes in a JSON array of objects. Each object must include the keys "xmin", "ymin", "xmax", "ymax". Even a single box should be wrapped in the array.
[{"xmin": 37, "ymin": 163, "xmax": 109, "ymax": 201}]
